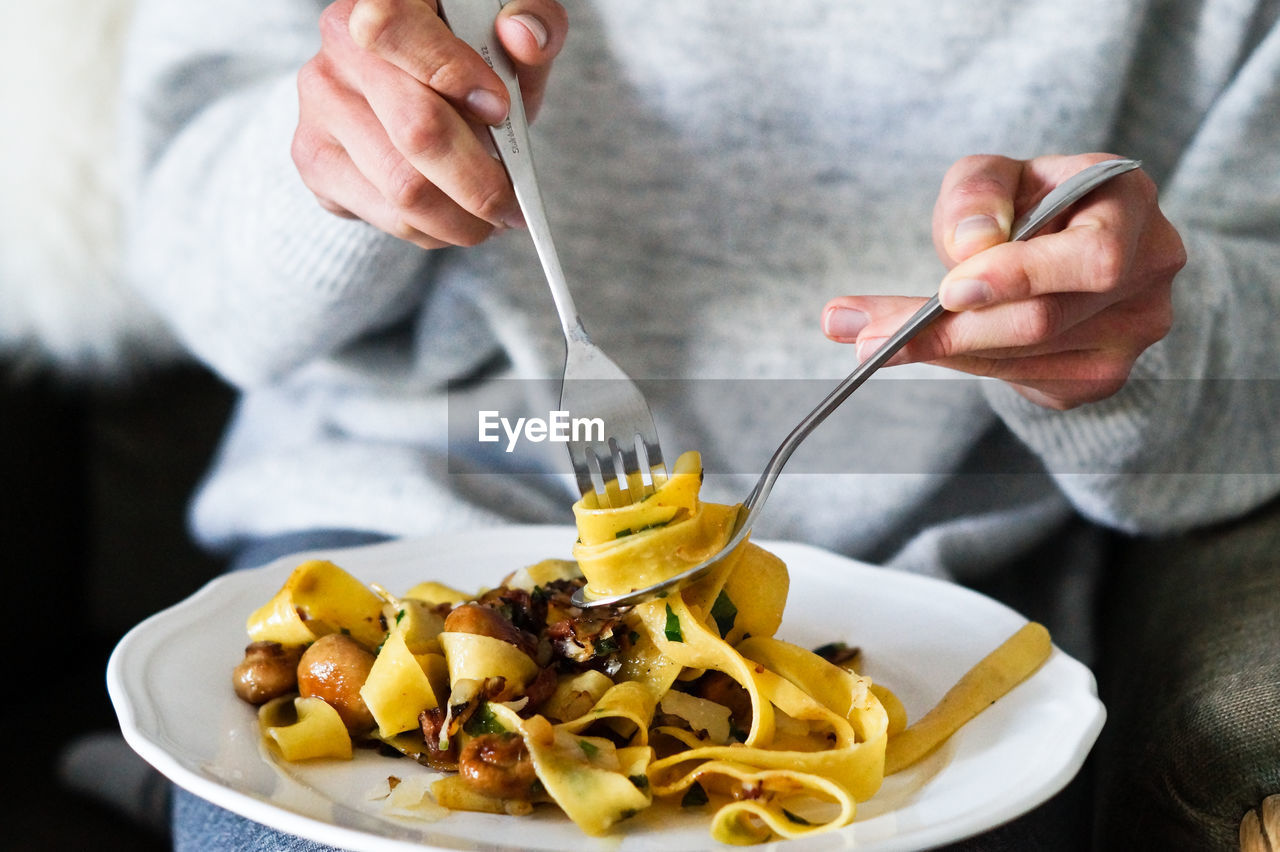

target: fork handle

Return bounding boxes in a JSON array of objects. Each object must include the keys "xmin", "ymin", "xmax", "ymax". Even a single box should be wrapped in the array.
[{"xmin": 439, "ymin": 0, "xmax": 586, "ymax": 342}]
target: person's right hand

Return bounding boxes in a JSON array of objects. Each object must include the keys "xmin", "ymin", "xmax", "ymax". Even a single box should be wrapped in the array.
[{"xmin": 294, "ymin": 0, "xmax": 568, "ymax": 249}]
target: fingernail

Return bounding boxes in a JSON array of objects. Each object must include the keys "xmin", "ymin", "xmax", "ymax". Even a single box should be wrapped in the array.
[
  {"xmin": 940, "ymin": 277, "xmax": 992, "ymax": 310},
  {"xmin": 502, "ymin": 207, "xmax": 526, "ymax": 229},
  {"xmin": 824, "ymin": 307, "xmax": 869, "ymax": 340},
  {"xmin": 466, "ymin": 89, "xmax": 508, "ymax": 125},
  {"xmin": 856, "ymin": 337, "xmax": 888, "ymax": 363},
  {"xmin": 953, "ymin": 214, "xmax": 1006, "ymax": 249},
  {"xmin": 510, "ymin": 13, "xmax": 549, "ymax": 50}
]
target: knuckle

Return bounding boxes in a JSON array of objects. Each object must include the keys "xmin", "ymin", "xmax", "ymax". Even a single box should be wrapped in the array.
[
  {"xmin": 1129, "ymin": 168, "xmax": 1161, "ymax": 208},
  {"xmin": 468, "ymin": 181, "xmax": 513, "ymax": 225},
  {"xmin": 389, "ymin": 215, "xmax": 425, "ymax": 243},
  {"xmin": 944, "ymin": 154, "xmax": 1013, "ymax": 197},
  {"xmin": 1159, "ymin": 228, "xmax": 1189, "ymax": 278},
  {"xmin": 1070, "ymin": 352, "xmax": 1134, "ymax": 404},
  {"xmin": 296, "ymin": 56, "xmax": 335, "ymax": 101},
  {"xmin": 927, "ymin": 321, "xmax": 962, "ymax": 362},
  {"xmin": 947, "ymin": 153, "xmax": 994, "ymax": 177},
  {"xmin": 1083, "ymin": 227, "xmax": 1129, "ymax": 292},
  {"xmin": 1013, "ymin": 298, "xmax": 1064, "ymax": 345},
  {"xmin": 389, "ymin": 103, "xmax": 453, "ymax": 160},
  {"xmin": 1087, "ymin": 368, "xmax": 1130, "ymax": 403},
  {"xmin": 319, "ymin": 1, "xmax": 352, "ymax": 45},
  {"xmin": 425, "ymin": 52, "xmax": 475, "ymax": 97},
  {"xmin": 951, "ymin": 172, "xmax": 1010, "ymax": 203},
  {"xmin": 1124, "ymin": 220, "xmax": 1185, "ymax": 312},
  {"xmin": 957, "ymin": 172, "xmax": 1003, "ymax": 199},
  {"xmin": 296, "ymin": 59, "xmax": 350, "ymax": 126},
  {"xmin": 347, "ymin": 0, "xmax": 397, "ymax": 50},
  {"xmin": 290, "ymin": 126, "xmax": 330, "ymax": 182},
  {"xmin": 386, "ymin": 161, "xmax": 433, "ymax": 211},
  {"xmin": 289, "ymin": 130, "xmax": 313, "ymax": 176}
]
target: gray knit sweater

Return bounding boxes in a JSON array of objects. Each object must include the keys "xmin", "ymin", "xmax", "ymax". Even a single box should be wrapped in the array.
[{"xmin": 121, "ymin": 1, "xmax": 1280, "ymax": 597}]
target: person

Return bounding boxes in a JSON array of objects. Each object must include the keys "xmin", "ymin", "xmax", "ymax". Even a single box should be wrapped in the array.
[{"xmin": 118, "ymin": 0, "xmax": 1280, "ymax": 848}]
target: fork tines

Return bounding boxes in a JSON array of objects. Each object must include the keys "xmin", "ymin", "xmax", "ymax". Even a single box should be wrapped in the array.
[
  {"xmin": 572, "ymin": 432, "xmax": 666, "ymax": 508},
  {"xmin": 558, "ymin": 353, "xmax": 667, "ymax": 508}
]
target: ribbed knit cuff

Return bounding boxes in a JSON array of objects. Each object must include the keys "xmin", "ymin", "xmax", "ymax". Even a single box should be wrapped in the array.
[
  {"xmin": 240, "ymin": 78, "xmax": 424, "ymax": 304},
  {"xmin": 981, "ymin": 346, "xmax": 1169, "ymax": 476}
]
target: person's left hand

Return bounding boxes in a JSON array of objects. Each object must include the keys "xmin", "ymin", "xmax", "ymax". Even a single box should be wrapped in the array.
[{"xmin": 822, "ymin": 153, "xmax": 1187, "ymax": 410}]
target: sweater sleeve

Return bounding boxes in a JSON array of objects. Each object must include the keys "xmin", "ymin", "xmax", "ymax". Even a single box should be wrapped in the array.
[
  {"xmin": 119, "ymin": 0, "xmax": 430, "ymax": 388},
  {"xmin": 985, "ymin": 8, "xmax": 1280, "ymax": 534}
]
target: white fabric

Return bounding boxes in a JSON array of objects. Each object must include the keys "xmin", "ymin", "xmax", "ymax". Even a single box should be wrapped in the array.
[{"xmin": 0, "ymin": 0, "xmax": 180, "ymax": 376}]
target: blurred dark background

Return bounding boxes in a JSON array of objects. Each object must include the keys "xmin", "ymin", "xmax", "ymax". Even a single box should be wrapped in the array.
[
  {"xmin": 3, "ymin": 8, "xmax": 236, "ymax": 846},
  {"xmin": 1, "ymin": 364, "xmax": 234, "ymax": 850}
]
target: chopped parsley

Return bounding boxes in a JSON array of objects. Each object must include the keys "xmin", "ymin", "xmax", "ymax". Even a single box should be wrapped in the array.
[
  {"xmin": 664, "ymin": 604, "xmax": 684, "ymax": 642},
  {"xmin": 462, "ymin": 703, "xmax": 507, "ymax": 736},
  {"xmin": 614, "ymin": 521, "xmax": 671, "ymax": 539},
  {"xmin": 710, "ymin": 590, "xmax": 738, "ymax": 636},
  {"xmin": 578, "ymin": 740, "xmax": 599, "ymax": 758},
  {"xmin": 681, "ymin": 782, "xmax": 708, "ymax": 807},
  {"xmin": 813, "ymin": 641, "xmax": 861, "ymax": 667}
]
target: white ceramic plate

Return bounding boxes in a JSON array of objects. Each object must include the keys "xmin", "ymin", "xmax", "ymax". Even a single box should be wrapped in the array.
[{"xmin": 109, "ymin": 525, "xmax": 1103, "ymax": 851}]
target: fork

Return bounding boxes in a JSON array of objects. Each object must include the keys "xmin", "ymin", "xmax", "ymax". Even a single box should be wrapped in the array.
[
  {"xmin": 440, "ymin": 0, "xmax": 668, "ymax": 506},
  {"xmin": 570, "ymin": 158, "xmax": 1143, "ymax": 607}
]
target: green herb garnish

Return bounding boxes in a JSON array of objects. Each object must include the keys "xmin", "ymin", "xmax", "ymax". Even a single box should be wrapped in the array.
[
  {"xmin": 462, "ymin": 703, "xmax": 507, "ymax": 736},
  {"xmin": 681, "ymin": 782, "xmax": 708, "ymax": 807},
  {"xmin": 614, "ymin": 521, "xmax": 671, "ymax": 539},
  {"xmin": 710, "ymin": 590, "xmax": 738, "ymax": 637},
  {"xmin": 664, "ymin": 604, "xmax": 684, "ymax": 642}
]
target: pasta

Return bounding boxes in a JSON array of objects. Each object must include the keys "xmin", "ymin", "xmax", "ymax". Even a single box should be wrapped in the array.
[{"xmin": 231, "ymin": 450, "xmax": 1050, "ymax": 844}]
